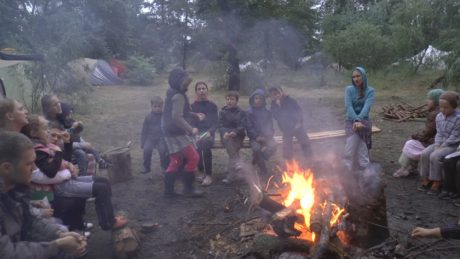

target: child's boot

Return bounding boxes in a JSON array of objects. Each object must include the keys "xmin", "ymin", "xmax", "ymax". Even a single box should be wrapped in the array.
[
  {"xmin": 417, "ymin": 178, "xmax": 431, "ymax": 192},
  {"xmin": 164, "ymin": 172, "xmax": 178, "ymax": 198},
  {"xmin": 427, "ymin": 181, "xmax": 441, "ymax": 195},
  {"xmin": 182, "ymin": 172, "xmax": 204, "ymax": 198}
]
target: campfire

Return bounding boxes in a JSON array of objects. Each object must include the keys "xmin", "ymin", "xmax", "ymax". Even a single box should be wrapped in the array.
[{"xmin": 253, "ymin": 161, "xmax": 356, "ymax": 257}]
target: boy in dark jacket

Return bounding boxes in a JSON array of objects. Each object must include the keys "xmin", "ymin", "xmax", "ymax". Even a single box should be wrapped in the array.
[
  {"xmin": 269, "ymin": 87, "xmax": 312, "ymax": 162},
  {"xmin": 218, "ymin": 91, "xmax": 246, "ymax": 182},
  {"xmin": 245, "ymin": 89, "xmax": 277, "ymax": 175},
  {"xmin": 140, "ymin": 96, "xmax": 169, "ymax": 175}
]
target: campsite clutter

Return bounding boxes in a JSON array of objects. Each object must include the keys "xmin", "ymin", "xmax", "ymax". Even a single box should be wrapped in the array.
[
  {"xmin": 382, "ymin": 102, "xmax": 428, "ymax": 122},
  {"xmin": 0, "ymin": 49, "xmax": 124, "ymax": 101}
]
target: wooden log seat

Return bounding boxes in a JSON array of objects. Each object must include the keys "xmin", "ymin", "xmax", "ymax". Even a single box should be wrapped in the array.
[{"xmin": 212, "ymin": 126, "xmax": 381, "ymax": 149}]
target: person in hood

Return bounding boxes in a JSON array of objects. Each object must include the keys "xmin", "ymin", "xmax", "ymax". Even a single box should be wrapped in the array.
[
  {"xmin": 190, "ymin": 82, "xmax": 218, "ymax": 186},
  {"xmin": 393, "ymin": 89, "xmax": 444, "ymax": 178},
  {"xmin": 218, "ymin": 91, "xmax": 246, "ymax": 183},
  {"xmin": 269, "ymin": 87, "xmax": 312, "ymax": 163},
  {"xmin": 245, "ymin": 88, "xmax": 276, "ymax": 175},
  {"xmin": 161, "ymin": 68, "xmax": 203, "ymax": 198},
  {"xmin": 343, "ymin": 67, "xmax": 375, "ymax": 173}
]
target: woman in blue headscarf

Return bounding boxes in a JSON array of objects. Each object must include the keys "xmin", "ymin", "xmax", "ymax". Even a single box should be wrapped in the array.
[{"xmin": 343, "ymin": 67, "xmax": 375, "ymax": 172}]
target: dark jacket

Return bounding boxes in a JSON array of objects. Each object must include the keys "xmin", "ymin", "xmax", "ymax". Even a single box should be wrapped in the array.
[
  {"xmin": 33, "ymin": 139, "xmax": 72, "ymax": 179},
  {"xmin": 141, "ymin": 112, "xmax": 164, "ymax": 148},
  {"xmin": 270, "ymin": 95, "xmax": 304, "ymax": 134},
  {"xmin": 0, "ymin": 185, "xmax": 62, "ymax": 258},
  {"xmin": 191, "ymin": 100, "xmax": 218, "ymax": 135},
  {"xmin": 412, "ymin": 109, "xmax": 438, "ymax": 147},
  {"xmin": 245, "ymin": 89, "xmax": 274, "ymax": 140},
  {"xmin": 218, "ymin": 105, "xmax": 246, "ymax": 139}
]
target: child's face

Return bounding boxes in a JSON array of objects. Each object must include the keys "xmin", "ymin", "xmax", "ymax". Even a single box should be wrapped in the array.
[
  {"xmin": 253, "ymin": 95, "xmax": 265, "ymax": 107},
  {"xmin": 439, "ymin": 99, "xmax": 456, "ymax": 116},
  {"xmin": 49, "ymin": 128, "xmax": 62, "ymax": 145},
  {"xmin": 270, "ymin": 90, "xmax": 282, "ymax": 102},
  {"xmin": 49, "ymin": 96, "xmax": 62, "ymax": 116},
  {"xmin": 151, "ymin": 102, "xmax": 163, "ymax": 113},
  {"xmin": 195, "ymin": 84, "xmax": 208, "ymax": 99},
  {"xmin": 33, "ymin": 117, "xmax": 50, "ymax": 143},
  {"xmin": 226, "ymin": 96, "xmax": 238, "ymax": 108}
]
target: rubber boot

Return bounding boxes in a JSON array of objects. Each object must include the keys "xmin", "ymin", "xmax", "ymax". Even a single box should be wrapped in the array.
[
  {"xmin": 164, "ymin": 172, "xmax": 178, "ymax": 198},
  {"xmin": 182, "ymin": 172, "xmax": 204, "ymax": 198}
]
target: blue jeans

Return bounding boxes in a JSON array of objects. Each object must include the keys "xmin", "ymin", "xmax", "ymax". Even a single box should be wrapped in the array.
[{"xmin": 143, "ymin": 139, "xmax": 169, "ymax": 171}]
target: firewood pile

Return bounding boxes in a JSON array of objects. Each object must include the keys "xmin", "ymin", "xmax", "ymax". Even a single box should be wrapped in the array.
[{"xmin": 382, "ymin": 103, "xmax": 428, "ymax": 122}]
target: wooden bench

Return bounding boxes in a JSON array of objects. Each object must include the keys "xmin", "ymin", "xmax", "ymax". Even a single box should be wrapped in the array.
[{"xmin": 212, "ymin": 126, "xmax": 382, "ymax": 149}]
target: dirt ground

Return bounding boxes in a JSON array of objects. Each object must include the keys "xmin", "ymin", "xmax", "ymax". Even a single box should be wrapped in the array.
[{"xmin": 74, "ymin": 74, "xmax": 460, "ymax": 259}]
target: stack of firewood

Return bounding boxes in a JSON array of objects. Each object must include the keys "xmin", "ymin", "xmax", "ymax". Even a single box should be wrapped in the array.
[{"xmin": 382, "ymin": 103, "xmax": 428, "ymax": 122}]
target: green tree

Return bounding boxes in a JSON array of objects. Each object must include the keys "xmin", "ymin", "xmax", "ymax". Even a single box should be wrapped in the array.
[{"xmin": 323, "ymin": 22, "xmax": 394, "ymax": 70}]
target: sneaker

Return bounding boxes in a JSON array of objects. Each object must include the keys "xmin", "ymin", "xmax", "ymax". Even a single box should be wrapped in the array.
[
  {"xmin": 221, "ymin": 178, "xmax": 230, "ymax": 184},
  {"xmin": 450, "ymin": 193, "xmax": 460, "ymax": 199},
  {"xmin": 454, "ymin": 200, "xmax": 460, "ymax": 207},
  {"xmin": 417, "ymin": 179, "xmax": 432, "ymax": 192},
  {"xmin": 438, "ymin": 191, "xmax": 452, "ymax": 200},
  {"xmin": 393, "ymin": 167, "xmax": 410, "ymax": 178},
  {"xmin": 140, "ymin": 169, "xmax": 151, "ymax": 174},
  {"xmin": 427, "ymin": 181, "xmax": 441, "ymax": 196},
  {"xmin": 201, "ymin": 176, "xmax": 212, "ymax": 186},
  {"xmin": 196, "ymin": 174, "xmax": 205, "ymax": 182},
  {"xmin": 84, "ymin": 222, "xmax": 94, "ymax": 230}
]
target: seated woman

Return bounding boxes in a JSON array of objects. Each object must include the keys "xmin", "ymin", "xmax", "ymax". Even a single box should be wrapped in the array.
[
  {"xmin": 21, "ymin": 115, "xmax": 127, "ymax": 230},
  {"xmin": 41, "ymin": 95, "xmax": 109, "ymax": 175},
  {"xmin": 190, "ymin": 82, "xmax": 218, "ymax": 186},
  {"xmin": 419, "ymin": 91, "xmax": 460, "ymax": 195},
  {"xmin": 393, "ymin": 89, "xmax": 444, "ymax": 177}
]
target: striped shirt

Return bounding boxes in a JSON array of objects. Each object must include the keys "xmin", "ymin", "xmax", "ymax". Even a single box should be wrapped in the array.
[{"xmin": 435, "ymin": 110, "xmax": 460, "ymax": 147}]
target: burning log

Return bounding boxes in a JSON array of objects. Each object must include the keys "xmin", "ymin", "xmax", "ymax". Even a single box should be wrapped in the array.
[
  {"xmin": 255, "ymin": 190, "xmax": 302, "ymax": 238},
  {"xmin": 310, "ymin": 198, "xmax": 333, "ymax": 259}
]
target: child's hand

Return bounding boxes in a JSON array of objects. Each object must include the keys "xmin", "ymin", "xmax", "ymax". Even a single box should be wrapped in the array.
[
  {"xmin": 223, "ymin": 132, "xmax": 230, "ymax": 140},
  {"xmin": 229, "ymin": 132, "xmax": 237, "ymax": 138},
  {"xmin": 41, "ymin": 208, "xmax": 54, "ymax": 218},
  {"xmin": 61, "ymin": 131, "xmax": 71, "ymax": 143},
  {"xmin": 196, "ymin": 113, "xmax": 206, "ymax": 121},
  {"xmin": 69, "ymin": 164, "xmax": 79, "ymax": 177},
  {"xmin": 191, "ymin": 128, "xmax": 199, "ymax": 136}
]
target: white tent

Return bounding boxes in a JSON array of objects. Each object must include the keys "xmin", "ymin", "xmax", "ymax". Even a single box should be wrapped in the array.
[{"xmin": 410, "ymin": 45, "xmax": 450, "ymax": 70}]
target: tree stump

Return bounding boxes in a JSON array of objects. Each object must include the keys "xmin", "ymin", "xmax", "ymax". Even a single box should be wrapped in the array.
[
  {"xmin": 106, "ymin": 147, "xmax": 132, "ymax": 184},
  {"xmin": 112, "ymin": 226, "xmax": 141, "ymax": 259}
]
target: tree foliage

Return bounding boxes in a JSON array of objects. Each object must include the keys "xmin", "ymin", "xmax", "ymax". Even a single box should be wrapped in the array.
[{"xmin": 0, "ymin": 0, "xmax": 459, "ymax": 95}]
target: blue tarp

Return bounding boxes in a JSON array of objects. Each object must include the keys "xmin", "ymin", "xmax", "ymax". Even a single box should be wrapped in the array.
[{"xmin": 90, "ymin": 60, "xmax": 122, "ymax": 86}]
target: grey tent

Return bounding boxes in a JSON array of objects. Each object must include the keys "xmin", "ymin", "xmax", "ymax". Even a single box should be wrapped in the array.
[{"xmin": 90, "ymin": 60, "xmax": 122, "ymax": 86}]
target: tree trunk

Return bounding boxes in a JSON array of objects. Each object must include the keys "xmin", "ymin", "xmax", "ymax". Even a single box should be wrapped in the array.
[
  {"xmin": 227, "ymin": 44, "xmax": 240, "ymax": 91},
  {"xmin": 106, "ymin": 147, "xmax": 132, "ymax": 184}
]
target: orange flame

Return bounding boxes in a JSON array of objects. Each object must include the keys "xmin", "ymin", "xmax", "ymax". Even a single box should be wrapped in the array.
[{"xmin": 278, "ymin": 161, "xmax": 346, "ymax": 242}]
